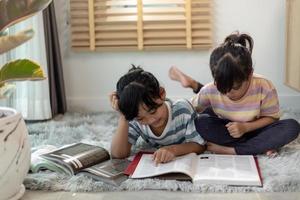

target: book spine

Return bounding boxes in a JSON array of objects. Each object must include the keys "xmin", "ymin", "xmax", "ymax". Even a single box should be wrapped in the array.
[{"xmin": 254, "ymin": 156, "xmax": 263, "ymax": 187}]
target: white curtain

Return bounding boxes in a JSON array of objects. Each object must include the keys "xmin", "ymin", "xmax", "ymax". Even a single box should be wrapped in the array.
[
  {"xmin": 0, "ymin": 51, "xmax": 6, "ymax": 67},
  {"xmin": 8, "ymin": 13, "xmax": 52, "ymax": 120},
  {"xmin": 0, "ymin": 52, "xmax": 8, "ymax": 105}
]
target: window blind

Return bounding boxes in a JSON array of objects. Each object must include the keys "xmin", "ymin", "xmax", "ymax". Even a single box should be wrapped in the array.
[{"xmin": 70, "ymin": 0, "xmax": 213, "ymax": 51}]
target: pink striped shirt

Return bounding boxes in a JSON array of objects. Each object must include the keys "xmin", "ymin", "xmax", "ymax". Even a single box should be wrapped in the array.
[{"xmin": 191, "ymin": 74, "xmax": 280, "ymax": 122}]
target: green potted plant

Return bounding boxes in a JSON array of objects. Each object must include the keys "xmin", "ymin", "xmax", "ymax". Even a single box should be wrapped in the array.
[{"xmin": 0, "ymin": 0, "xmax": 52, "ymax": 199}]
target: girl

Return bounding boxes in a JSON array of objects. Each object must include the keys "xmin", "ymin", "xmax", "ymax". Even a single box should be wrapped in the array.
[
  {"xmin": 110, "ymin": 66, "xmax": 206, "ymax": 164},
  {"xmin": 169, "ymin": 32, "xmax": 300, "ymax": 155}
]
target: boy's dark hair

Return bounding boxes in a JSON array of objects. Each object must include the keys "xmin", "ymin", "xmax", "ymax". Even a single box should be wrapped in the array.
[
  {"xmin": 209, "ymin": 32, "xmax": 254, "ymax": 94},
  {"xmin": 116, "ymin": 65, "xmax": 162, "ymax": 121}
]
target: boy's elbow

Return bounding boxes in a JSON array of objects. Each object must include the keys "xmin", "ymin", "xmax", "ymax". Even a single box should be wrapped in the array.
[
  {"xmin": 182, "ymin": 142, "xmax": 206, "ymax": 154},
  {"xmin": 111, "ymin": 150, "xmax": 130, "ymax": 159}
]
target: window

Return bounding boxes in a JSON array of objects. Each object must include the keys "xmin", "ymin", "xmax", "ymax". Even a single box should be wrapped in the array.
[{"xmin": 70, "ymin": 0, "xmax": 213, "ymax": 51}]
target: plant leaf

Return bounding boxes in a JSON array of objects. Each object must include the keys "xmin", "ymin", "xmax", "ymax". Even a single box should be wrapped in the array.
[
  {"xmin": 0, "ymin": 59, "xmax": 46, "ymax": 86},
  {"xmin": 0, "ymin": 29, "xmax": 34, "ymax": 54},
  {"xmin": 0, "ymin": 0, "xmax": 53, "ymax": 32}
]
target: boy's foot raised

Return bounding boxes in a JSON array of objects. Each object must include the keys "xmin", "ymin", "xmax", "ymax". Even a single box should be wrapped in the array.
[{"xmin": 169, "ymin": 66, "xmax": 195, "ymax": 88}]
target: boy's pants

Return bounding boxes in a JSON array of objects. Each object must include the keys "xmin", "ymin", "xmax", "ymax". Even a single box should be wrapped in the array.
[{"xmin": 194, "ymin": 110, "xmax": 300, "ymax": 155}]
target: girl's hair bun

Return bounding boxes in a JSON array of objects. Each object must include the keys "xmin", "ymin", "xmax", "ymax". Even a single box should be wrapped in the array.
[{"xmin": 223, "ymin": 32, "xmax": 253, "ymax": 54}]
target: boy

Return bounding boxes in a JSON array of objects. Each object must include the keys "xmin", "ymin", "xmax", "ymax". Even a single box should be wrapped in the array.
[{"xmin": 110, "ymin": 66, "xmax": 206, "ymax": 164}]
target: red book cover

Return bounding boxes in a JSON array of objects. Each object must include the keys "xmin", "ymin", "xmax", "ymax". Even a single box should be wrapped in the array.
[{"xmin": 124, "ymin": 151, "xmax": 153, "ymax": 176}]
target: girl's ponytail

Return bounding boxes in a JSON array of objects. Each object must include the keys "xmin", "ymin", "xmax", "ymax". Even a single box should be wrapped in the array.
[{"xmin": 213, "ymin": 54, "xmax": 240, "ymax": 94}]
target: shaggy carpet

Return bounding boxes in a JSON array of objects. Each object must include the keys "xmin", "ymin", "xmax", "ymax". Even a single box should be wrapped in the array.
[{"xmin": 24, "ymin": 109, "xmax": 300, "ymax": 192}]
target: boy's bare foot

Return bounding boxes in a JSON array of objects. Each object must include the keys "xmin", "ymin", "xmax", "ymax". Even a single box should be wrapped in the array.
[
  {"xmin": 207, "ymin": 142, "xmax": 236, "ymax": 155},
  {"xmin": 265, "ymin": 149, "xmax": 278, "ymax": 157},
  {"xmin": 169, "ymin": 66, "xmax": 197, "ymax": 89}
]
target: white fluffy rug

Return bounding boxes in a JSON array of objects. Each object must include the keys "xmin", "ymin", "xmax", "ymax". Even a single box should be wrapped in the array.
[{"xmin": 25, "ymin": 110, "xmax": 300, "ymax": 192}]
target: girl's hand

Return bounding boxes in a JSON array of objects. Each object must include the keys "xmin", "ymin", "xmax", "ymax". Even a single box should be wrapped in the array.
[
  {"xmin": 226, "ymin": 122, "xmax": 248, "ymax": 138},
  {"xmin": 153, "ymin": 146, "xmax": 176, "ymax": 165},
  {"xmin": 109, "ymin": 92, "xmax": 119, "ymax": 111}
]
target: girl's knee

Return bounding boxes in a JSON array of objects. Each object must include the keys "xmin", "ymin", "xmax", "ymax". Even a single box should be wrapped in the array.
[
  {"xmin": 284, "ymin": 118, "xmax": 300, "ymax": 130},
  {"xmin": 281, "ymin": 119, "xmax": 300, "ymax": 139}
]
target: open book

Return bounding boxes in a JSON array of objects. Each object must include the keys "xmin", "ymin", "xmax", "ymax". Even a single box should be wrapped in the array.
[
  {"xmin": 125, "ymin": 152, "xmax": 262, "ymax": 186},
  {"xmin": 31, "ymin": 143, "xmax": 130, "ymax": 186}
]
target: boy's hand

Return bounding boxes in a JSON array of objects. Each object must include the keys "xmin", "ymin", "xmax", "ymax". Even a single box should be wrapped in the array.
[
  {"xmin": 109, "ymin": 92, "xmax": 119, "ymax": 111},
  {"xmin": 226, "ymin": 122, "xmax": 248, "ymax": 138},
  {"xmin": 153, "ymin": 146, "xmax": 176, "ymax": 165}
]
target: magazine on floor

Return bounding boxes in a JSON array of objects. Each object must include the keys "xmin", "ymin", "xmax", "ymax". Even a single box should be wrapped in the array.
[{"xmin": 30, "ymin": 143, "xmax": 130, "ymax": 186}]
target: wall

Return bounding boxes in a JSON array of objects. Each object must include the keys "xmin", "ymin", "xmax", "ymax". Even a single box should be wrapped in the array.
[{"xmin": 55, "ymin": 0, "xmax": 300, "ymax": 112}]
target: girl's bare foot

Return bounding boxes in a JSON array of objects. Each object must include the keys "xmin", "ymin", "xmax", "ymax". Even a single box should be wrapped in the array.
[
  {"xmin": 169, "ymin": 66, "xmax": 197, "ymax": 89},
  {"xmin": 207, "ymin": 142, "xmax": 236, "ymax": 155},
  {"xmin": 265, "ymin": 149, "xmax": 278, "ymax": 157}
]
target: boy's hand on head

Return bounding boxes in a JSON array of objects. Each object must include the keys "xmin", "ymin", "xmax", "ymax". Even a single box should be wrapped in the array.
[
  {"xmin": 152, "ymin": 146, "xmax": 176, "ymax": 165},
  {"xmin": 109, "ymin": 92, "xmax": 120, "ymax": 111},
  {"xmin": 226, "ymin": 122, "xmax": 247, "ymax": 138}
]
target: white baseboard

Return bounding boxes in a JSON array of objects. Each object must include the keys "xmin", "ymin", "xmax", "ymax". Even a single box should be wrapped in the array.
[
  {"xmin": 67, "ymin": 97, "xmax": 112, "ymax": 112},
  {"xmin": 67, "ymin": 95, "xmax": 300, "ymax": 112}
]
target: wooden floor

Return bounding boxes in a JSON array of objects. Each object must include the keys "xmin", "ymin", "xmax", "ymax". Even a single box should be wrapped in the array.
[{"xmin": 21, "ymin": 191, "xmax": 300, "ymax": 200}]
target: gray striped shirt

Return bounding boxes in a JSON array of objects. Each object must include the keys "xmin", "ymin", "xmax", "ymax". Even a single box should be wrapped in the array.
[{"xmin": 128, "ymin": 99, "xmax": 205, "ymax": 148}]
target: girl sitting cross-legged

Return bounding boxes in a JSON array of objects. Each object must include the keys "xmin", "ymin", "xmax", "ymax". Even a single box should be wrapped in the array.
[{"xmin": 169, "ymin": 32, "xmax": 300, "ymax": 156}]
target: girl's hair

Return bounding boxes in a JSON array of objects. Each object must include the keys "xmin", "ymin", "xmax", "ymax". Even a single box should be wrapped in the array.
[
  {"xmin": 209, "ymin": 32, "xmax": 254, "ymax": 94},
  {"xmin": 116, "ymin": 65, "xmax": 162, "ymax": 121}
]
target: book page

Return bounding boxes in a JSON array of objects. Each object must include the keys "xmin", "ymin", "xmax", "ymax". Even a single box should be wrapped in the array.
[
  {"xmin": 79, "ymin": 159, "xmax": 130, "ymax": 186},
  {"xmin": 131, "ymin": 153, "xmax": 196, "ymax": 179},
  {"xmin": 82, "ymin": 159, "xmax": 130, "ymax": 178},
  {"xmin": 194, "ymin": 154, "xmax": 261, "ymax": 186}
]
